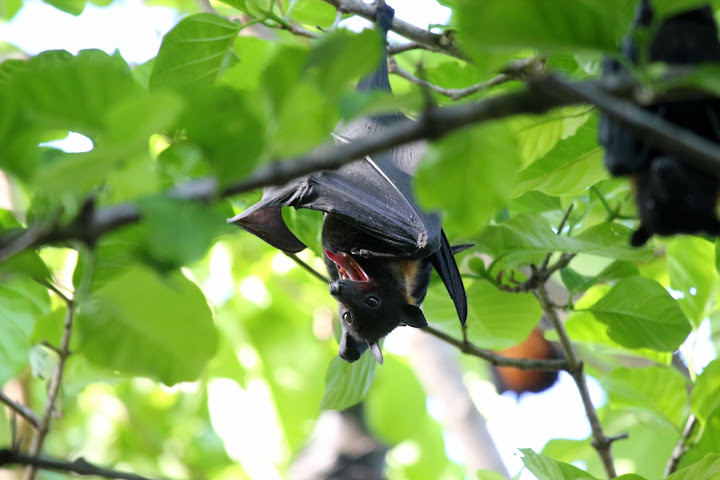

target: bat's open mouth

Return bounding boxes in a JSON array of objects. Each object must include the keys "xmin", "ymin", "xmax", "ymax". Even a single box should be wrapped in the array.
[{"xmin": 324, "ymin": 250, "xmax": 370, "ymax": 282}]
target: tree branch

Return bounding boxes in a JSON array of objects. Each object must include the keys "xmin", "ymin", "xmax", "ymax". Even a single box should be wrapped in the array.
[
  {"xmin": 0, "ymin": 448, "xmax": 158, "ymax": 480},
  {"xmin": 664, "ymin": 414, "xmax": 698, "ymax": 476},
  {"xmin": 2, "ymin": 74, "xmax": 720, "ymax": 263},
  {"xmin": 0, "ymin": 391, "xmax": 40, "ymax": 431},
  {"xmin": 320, "ymin": 0, "xmax": 466, "ymax": 59},
  {"xmin": 422, "ymin": 325, "xmax": 569, "ymax": 371},
  {"xmin": 389, "ymin": 56, "xmax": 544, "ymax": 101},
  {"xmin": 24, "ymin": 247, "xmax": 95, "ymax": 480}
]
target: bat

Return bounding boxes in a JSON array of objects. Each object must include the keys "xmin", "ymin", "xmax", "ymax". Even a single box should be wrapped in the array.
[
  {"xmin": 491, "ymin": 326, "xmax": 561, "ymax": 396},
  {"xmin": 598, "ymin": 0, "xmax": 720, "ymax": 246},
  {"xmin": 228, "ymin": 1, "xmax": 467, "ymax": 365}
]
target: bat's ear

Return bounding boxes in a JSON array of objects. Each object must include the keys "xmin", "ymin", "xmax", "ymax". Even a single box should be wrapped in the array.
[
  {"xmin": 402, "ymin": 304, "xmax": 427, "ymax": 328},
  {"xmin": 368, "ymin": 341, "xmax": 384, "ymax": 365}
]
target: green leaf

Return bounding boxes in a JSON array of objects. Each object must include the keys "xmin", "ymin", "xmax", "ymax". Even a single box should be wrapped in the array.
[
  {"xmin": 180, "ymin": 85, "xmax": 267, "ymax": 183},
  {"xmin": 0, "ymin": 278, "xmax": 50, "ymax": 384},
  {"xmin": 668, "ymin": 237, "xmax": 716, "ymax": 327},
  {"xmin": 0, "ymin": 0, "xmax": 22, "ymax": 19},
  {"xmin": 288, "ymin": 0, "xmax": 337, "ymax": 28},
  {"xmin": 306, "ymin": 29, "xmax": 380, "ymax": 101},
  {"xmin": 513, "ymin": 115, "xmax": 609, "ymax": 197},
  {"xmin": 520, "ymin": 448, "xmax": 597, "ymax": 480},
  {"xmin": 150, "ymin": 14, "xmax": 242, "ymax": 89},
  {"xmin": 587, "ymin": 276, "xmax": 691, "ymax": 351},
  {"xmin": 466, "ymin": 280, "xmax": 542, "ymax": 349},
  {"xmin": 691, "ymin": 360, "xmax": 720, "ymax": 425},
  {"xmin": 136, "ymin": 197, "xmax": 231, "ymax": 268},
  {"xmin": 417, "ymin": 123, "xmax": 520, "ymax": 238},
  {"xmin": 666, "ymin": 453, "xmax": 720, "ymax": 480},
  {"xmin": 320, "ymin": 352, "xmax": 377, "ymax": 410},
  {"xmin": 561, "ymin": 260, "xmax": 639, "ymax": 296},
  {"xmin": 600, "ymin": 366, "xmax": 687, "ymax": 428},
  {"xmin": 42, "ymin": 0, "xmax": 86, "ymax": 15},
  {"xmin": 476, "ymin": 213, "xmax": 653, "ymax": 268},
  {"xmin": 77, "ymin": 266, "xmax": 217, "ymax": 385},
  {"xmin": 455, "ymin": 0, "xmax": 630, "ymax": 56}
]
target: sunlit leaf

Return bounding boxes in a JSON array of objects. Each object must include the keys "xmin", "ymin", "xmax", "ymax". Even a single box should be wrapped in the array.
[
  {"xmin": 0, "ymin": 278, "xmax": 50, "ymax": 384},
  {"xmin": 150, "ymin": 13, "xmax": 242, "ymax": 89},
  {"xmin": 520, "ymin": 448, "xmax": 597, "ymax": 480},
  {"xmin": 587, "ymin": 276, "xmax": 691, "ymax": 351},
  {"xmin": 320, "ymin": 352, "xmax": 377, "ymax": 410},
  {"xmin": 77, "ymin": 266, "xmax": 217, "ymax": 385},
  {"xmin": 600, "ymin": 366, "xmax": 687, "ymax": 428}
]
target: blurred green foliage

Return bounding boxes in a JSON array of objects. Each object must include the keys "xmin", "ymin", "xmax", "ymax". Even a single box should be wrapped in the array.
[{"xmin": 2, "ymin": 0, "xmax": 720, "ymax": 479}]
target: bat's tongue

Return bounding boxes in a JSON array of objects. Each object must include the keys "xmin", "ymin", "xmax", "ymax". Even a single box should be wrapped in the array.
[{"xmin": 324, "ymin": 250, "xmax": 370, "ymax": 282}]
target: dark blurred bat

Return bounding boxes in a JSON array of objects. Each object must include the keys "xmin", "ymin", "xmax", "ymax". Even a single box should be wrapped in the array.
[
  {"xmin": 491, "ymin": 326, "xmax": 561, "ymax": 396},
  {"xmin": 599, "ymin": 0, "xmax": 720, "ymax": 246},
  {"xmin": 228, "ymin": 1, "xmax": 467, "ymax": 365}
]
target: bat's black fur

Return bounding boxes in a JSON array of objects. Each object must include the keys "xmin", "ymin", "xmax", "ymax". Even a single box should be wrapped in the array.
[
  {"xmin": 599, "ymin": 0, "xmax": 720, "ymax": 245},
  {"xmin": 229, "ymin": 2, "xmax": 467, "ymax": 364}
]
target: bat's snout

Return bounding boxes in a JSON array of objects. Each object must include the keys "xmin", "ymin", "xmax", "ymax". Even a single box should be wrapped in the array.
[{"xmin": 329, "ymin": 280, "xmax": 345, "ymax": 297}]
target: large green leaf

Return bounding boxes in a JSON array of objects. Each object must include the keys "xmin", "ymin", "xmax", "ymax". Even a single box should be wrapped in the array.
[
  {"xmin": 587, "ymin": 276, "xmax": 691, "ymax": 351},
  {"xmin": 513, "ymin": 115, "xmax": 609, "ymax": 197},
  {"xmin": 666, "ymin": 454, "xmax": 720, "ymax": 480},
  {"xmin": 667, "ymin": 237, "xmax": 716, "ymax": 327},
  {"xmin": 465, "ymin": 280, "xmax": 541, "ymax": 349},
  {"xmin": 76, "ymin": 266, "xmax": 217, "ymax": 385},
  {"xmin": 136, "ymin": 197, "xmax": 233, "ymax": 269},
  {"xmin": 417, "ymin": 123, "xmax": 520, "ymax": 238},
  {"xmin": 320, "ymin": 351, "xmax": 377, "ymax": 410},
  {"xmin": 150, "ymin": 14, "xmax": 242, "ymax": 90},
  {"xmin": 600, "ymin": 366, "xmax": 687, "ymax": 429},
  {"xmin": 455, "ymin": 0, "xmax": 630, "ymax": 57},
  {"xmin": 476, "ymin": 213, "xmax": 652, "ymax": 268},
  {"xmin": 0, "ymin": 278, "xmax": 50, "ymax": 384},
  {"xmin": 691, "ymin": 360, "xmax": 720, "ymax": 425}
]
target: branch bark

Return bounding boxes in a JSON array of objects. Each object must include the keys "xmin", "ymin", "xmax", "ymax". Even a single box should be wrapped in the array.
[
  {"xmin": 320, "ymin": 0, "xmax": 465, "ymax": 59},
  {"xmin": 0, "ymin": 449, "xmax": 158, "ymax": 480},
  {"xmin": 2, "ymin": 74, "xmax": 720, "ymax": 264}
]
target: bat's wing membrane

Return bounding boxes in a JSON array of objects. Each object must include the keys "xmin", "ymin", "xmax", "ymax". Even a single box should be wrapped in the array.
[{"xmin": 229, "ymin": 154, "xmax": 441, "ymax": 259}]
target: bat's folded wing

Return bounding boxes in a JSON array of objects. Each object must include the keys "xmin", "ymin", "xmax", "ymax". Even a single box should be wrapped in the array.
[{"xmin": 228, "ymin": 158, "xmax": 441, "ymax": 259}]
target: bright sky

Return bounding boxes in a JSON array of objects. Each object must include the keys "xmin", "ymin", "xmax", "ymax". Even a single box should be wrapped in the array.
[{"xmin": 2, "ymin": 1, "xmax": 713, "ymax": 479}]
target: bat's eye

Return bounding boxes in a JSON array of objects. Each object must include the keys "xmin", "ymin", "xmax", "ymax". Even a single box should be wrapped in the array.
[
  {"xmin": 364, "ymin": 295, "xmax": 381, "ymax": 309},
  {"xmin": 343, "ymin": 312, "xmax": 353, "ymax": 324}
]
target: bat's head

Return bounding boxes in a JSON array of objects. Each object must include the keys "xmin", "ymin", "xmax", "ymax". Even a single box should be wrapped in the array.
[
  {"xmin": 631, "ymin": 156, "xmax": 720, "ymax": 246},
  {"xmin": 324, "ymin": 250, "xmax": 428, "ymax": 364}
]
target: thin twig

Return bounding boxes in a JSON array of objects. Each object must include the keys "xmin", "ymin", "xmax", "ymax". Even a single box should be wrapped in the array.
[
  {"xmin": 0, "ymin": 391, "xmax": 40, "ymax": 431},
  {"xmin": 321, "ymin": 0, "xmax": 466, "ymax": 59},
  {"xmin": 285, "ymin": 252, "xmax": 330, "ymax": 283},
  {"xmin": 664, "ymin": 414, "xmax": 698, "ymax": 476},
  {"xmin": 38, "ymin": 280, "xmax": 72, "ymax": 306},
  {"xmin": 24, "ymin": 247, "xmax": 95, "ymax": 480},
  {"xmin": 387, "ymin": 42, "xmax": 432, "ymax": 55},
  {"xmin": 535, "ymin": 284, "xmax": 619, "ymax": 478},
  {"xmin": 389, "ymin": 56, "xmax": 544, "ymax": 101},
  {"xmin": 539, "ymin": 204, "xmax": 575, "ymax": 272},
  {"xmin": 0, "ymin": 449, "xmax": 158, "ymax": 480},
  {"xmin": 423, "ymin": 325, "xmax": 569, "ymax": 371}
]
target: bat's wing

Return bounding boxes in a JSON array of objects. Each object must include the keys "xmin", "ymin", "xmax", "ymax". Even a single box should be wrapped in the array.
[
  {"xmin": 431, "ymin": 230, "xmax": 468, "ymax": 324},
  {"xmin": 229, "ymin": 149, "xmax": 441, "ymax": 259}
]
